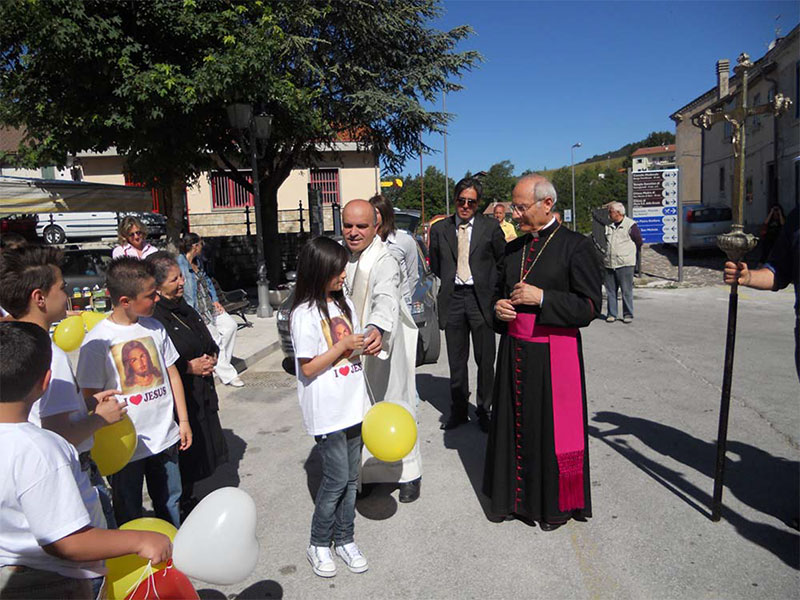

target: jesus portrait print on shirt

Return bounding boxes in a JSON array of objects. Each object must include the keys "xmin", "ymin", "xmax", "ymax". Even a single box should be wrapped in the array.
[
  {"xmin": 321, "ymin": 315, "xmax": 359, "ymax": 366},
  {"xmin": 111, "ymin": 337, "xmax": 165, "ymax": 394}
]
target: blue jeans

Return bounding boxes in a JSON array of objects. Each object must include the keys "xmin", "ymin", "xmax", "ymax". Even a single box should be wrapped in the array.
[
  {"xmin": 109, "ymin": 444, "xmax": 182, "ymax": 527},
  {"xmin": 87, "ymin": 459, "xmax": 116, "ymax": 530},
  {"xmin": 310, "ymin": 424, "xmax": 361, "ymax": 547},
  {"xmin": 605, "ymin": 266, "xmax": 635, "ymax": 319}
]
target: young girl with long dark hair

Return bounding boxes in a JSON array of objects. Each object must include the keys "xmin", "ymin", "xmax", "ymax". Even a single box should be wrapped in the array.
[{"xmin": 290, "ymin": 237, "xmax": 371, "ymax": 578}]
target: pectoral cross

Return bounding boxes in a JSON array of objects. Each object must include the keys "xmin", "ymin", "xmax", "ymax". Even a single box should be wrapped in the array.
[{"xmin": 691, "ymin": 52, "xmax": 792, "ymax": 522}]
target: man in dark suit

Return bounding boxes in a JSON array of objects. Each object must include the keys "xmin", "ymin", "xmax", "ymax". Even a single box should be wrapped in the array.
[{"xmin": 429, "ymin": 177, "xmax": 506, "ymax": 432}]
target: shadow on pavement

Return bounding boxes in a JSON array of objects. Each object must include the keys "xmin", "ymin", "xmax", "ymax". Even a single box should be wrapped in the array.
[
  {"xmin": 416, "ymin": 372, "xmax": 449, "ymax": 425},
  {"xmin": 303, "ymin": 443, "xmax": 322, "ymax": 502},
  {"xmin": 417, "ymin": 373, "xmax": 494, "ymax": 520},
  {"xmin": 303, "ymin": 444, "xmax": 399, "ymax": 521},
  {"xmin": 193, "ymin": 429, "xmax": 248, "ymax": 499},
  {"xmin": 590, "ymin": 411, "xmax": 799, "ymax": 569},
  {"xmin": 197, "ymin": 579, "xmax": 284, "ymax": 599},
  {"xmin": 355, "ymin": 490, "xmax": 398, "ymax": 520}
]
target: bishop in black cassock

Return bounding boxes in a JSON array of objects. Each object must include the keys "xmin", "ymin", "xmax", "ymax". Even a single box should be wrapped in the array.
[{"xmin": 483, "ymin": 175, "xmax": 602, "ymax": 529}]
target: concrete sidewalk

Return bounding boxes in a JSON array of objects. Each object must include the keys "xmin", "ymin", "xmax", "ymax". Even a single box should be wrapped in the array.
[{"xmin": 229, "ymin": 313, "xmax": 283, "ymax": 374}]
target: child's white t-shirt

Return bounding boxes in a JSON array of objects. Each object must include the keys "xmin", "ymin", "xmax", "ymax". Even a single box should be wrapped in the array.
[
  {"xmin": 29, "ymin": 342, "xmax": 93, "ymax": 455},
  {"xmin": 291, "ymin": 299, "xmax": 370, "ymax": 436},
  {"xmin": 75, "ymin": 317, "xmax": 180, "ymax": 462},
  {"xmin": 0, "ymin": 422, "xmax": 105, "ymax": 579}
]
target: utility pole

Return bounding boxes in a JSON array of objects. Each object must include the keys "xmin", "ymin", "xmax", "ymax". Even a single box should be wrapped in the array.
[
  {"xmin": 443, "ymin": 90, "xmax": 450, "ymax": 216},
  {"xmin": 419, "ymin": 133, "xmax": 425, "ymax": 225}
]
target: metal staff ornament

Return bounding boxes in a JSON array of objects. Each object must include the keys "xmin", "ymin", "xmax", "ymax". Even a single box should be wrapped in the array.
[{"xmin": 692, "ymin": 52, "xmax": 792, "ymax": 521}]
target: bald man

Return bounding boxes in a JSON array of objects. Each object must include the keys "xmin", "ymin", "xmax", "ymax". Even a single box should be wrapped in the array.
[
  {"xmin": 484, "ymin": 175, "xmax": 601, "ymax": 530},
  {"xmin": 494, "ymin": 203, "xmax": 517, "ymax": 242},
  {"xmin": 342, "ymin": 200, "xmax": 422, "ymax": 503}
]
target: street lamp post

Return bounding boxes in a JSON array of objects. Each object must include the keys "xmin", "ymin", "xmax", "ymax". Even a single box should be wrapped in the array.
[
  {"xmin": 227, "ymin": 103, "xmax": 273, "ymax": 318},
  {"xmin": 571, "ymin": 142, "xmax": 582, "ymax": 231}
]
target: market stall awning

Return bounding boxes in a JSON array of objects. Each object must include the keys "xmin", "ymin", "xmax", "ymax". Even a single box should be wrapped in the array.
[{"xmin": 0, "ymin": 176, "xmax": 152, "ymax": 214}]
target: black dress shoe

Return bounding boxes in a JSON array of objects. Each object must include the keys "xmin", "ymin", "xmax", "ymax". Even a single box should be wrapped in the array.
[
  {"xmin": 398, "ymin": 478, "xmax": 421, "ymax": 503},
  {"xmin": 440, "ymin": 416, "xmax": 468, "ymax": 430},
  {"xmin": 487, "ymin": 514, "xmax": 515, "ymax": 523},
  {"xmin": 539, "ymin": 520, "xmax": 565, "ymax": 532}
]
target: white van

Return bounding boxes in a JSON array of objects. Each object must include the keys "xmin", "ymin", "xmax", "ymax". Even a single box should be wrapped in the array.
[{"xmin": 36, "ymin": 211, "xmax": 166, "ymax": 244}]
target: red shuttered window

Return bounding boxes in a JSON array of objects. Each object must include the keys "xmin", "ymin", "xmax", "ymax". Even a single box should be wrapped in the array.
[{"xmin": 310, "ymin": 168, "xmax": 340, "ymax": 205}]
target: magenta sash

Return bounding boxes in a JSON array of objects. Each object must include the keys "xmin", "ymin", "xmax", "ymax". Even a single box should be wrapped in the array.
[{"xmin": 507, "ymin": 312, "xmax": 585, "ymax": 511}]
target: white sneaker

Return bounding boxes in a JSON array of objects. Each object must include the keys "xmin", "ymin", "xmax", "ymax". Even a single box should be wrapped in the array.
[
  {"xmin": 606, "ymin": 316, "xmax": 616, "ymax": 323},
  {"xmin": 622, "ymin": 316, "xmax": 633, "ymax": 324},
  {"xmin": 335, "ymin": 542, "xmax": 368, "ymax": 574},
  {"xmin": 227, "ymin": 377, "xmax": 245, "ymax": 387},
  {"xmin": 306, "ymin": 545, "xmax": 336, "ymax": 577}
]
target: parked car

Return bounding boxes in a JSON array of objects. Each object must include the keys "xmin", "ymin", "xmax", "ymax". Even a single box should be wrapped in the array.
[
  {"xmin": 409, "ymin": 239, "xmax": 440, "ymax": 366},
  {"xmin": 59, "ymin": 244, "xmax": 113, "ymax": 296},
  {"xmin": 0, "ymin": 213, "xmax": 38, "ymax": 242},
  {"xmin": 680, "ymin": 204, "xmax": 733, "ymax": 250},
  {"xmin": 122, "ymin": 211, "xmax": 167, "ymax": 239},
  {"xmin": 36, "ymin": 211, "xmax": 166, "ymax": 244},
  {"xmin": 276, "ymin": 240, "xmax": 441, "ymax": 375},
  {"xmin": 394, "ymin": 208, "xmax": 420, "ymax": 235}
]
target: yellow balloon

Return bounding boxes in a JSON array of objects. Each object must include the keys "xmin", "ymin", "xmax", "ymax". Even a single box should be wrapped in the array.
[
  {"xmin": 91, "ymin": 415, "xmax": 137, "ymax": 476},
  {"xmin": 52, "ymin": 315, "xmax": 85, "ymax": 352},
  {"xmin": 81, "ymin": 310, "xmax": 106, "ymax": 331},
  {"xmin": 361, "ymin": 402, "xmax": 417, "ymax": 463},
  {"xmin": 105, "ymin": 518, "xmax": 178, "ymax": 600}
]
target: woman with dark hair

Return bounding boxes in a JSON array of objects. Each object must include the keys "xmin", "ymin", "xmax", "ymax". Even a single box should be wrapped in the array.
[
  {"xmin": 113, "ymin": 216, "xmax": 157, "ymax": 259},
  {"xmin": 177, "ymin": 232, "xmax": 243, "ymax": 387},
  {"xmin": 368, "ymin": 195, "xmax": 419, "ymax": 310},
  {"xmin": 147, "ymin": 251, "xmax": 228, "ymax": 518}
]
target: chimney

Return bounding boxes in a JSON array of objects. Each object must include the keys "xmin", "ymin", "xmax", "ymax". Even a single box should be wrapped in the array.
[{"xmin": 716, "ymin": 59, "xmax": 730, "ymax": 99}]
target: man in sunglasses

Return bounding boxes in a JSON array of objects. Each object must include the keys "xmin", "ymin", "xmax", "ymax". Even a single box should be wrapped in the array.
[{"xmin": 429, "ymin": 177, "xmax": 505, "ymax": 433}]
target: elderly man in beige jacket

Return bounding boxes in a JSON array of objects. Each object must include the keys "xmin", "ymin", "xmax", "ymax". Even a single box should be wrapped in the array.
[{"xmin": 603, "ymin": 202, "xmax": 642, "ymax": 323}]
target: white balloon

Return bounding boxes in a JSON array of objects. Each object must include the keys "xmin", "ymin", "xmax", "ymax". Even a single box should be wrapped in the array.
[{"xmin": 173, "ymin": 487, "xmax": 259, "ymax": 585}]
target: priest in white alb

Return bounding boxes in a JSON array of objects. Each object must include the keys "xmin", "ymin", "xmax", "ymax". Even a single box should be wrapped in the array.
[{"xmin": 341, "ymin": 199, "xmax": 422, "ymax": 503}]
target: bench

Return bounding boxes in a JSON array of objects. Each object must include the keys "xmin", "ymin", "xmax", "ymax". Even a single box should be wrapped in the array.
[{"xmin": 212, "ymin": 278, "xmax": 253, "ymax": 330}]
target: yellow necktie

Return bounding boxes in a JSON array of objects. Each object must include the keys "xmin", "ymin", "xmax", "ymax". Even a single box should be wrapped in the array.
[{"xmin": 457, "ymin": 223, "xmax": 472, "ymax": 282}]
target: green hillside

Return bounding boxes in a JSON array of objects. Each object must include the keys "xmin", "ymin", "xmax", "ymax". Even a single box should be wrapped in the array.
[
  {"xmin": 538, "ymin": 131, "xmax": 674, "ymax": 177},
  {"xmin": 540, "ymin": 156, "xmax": 626, "ymax": 180}
]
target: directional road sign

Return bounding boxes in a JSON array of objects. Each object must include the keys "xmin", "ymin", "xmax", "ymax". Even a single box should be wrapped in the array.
[{"xmin": 631, "ymin": 169, "xmax": 679, "ymax": 243}]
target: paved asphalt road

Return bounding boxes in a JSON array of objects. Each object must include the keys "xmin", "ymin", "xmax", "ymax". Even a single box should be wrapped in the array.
[{"xmin": 192, "ymin": 284, "xmax": 798, "ymax": 599}]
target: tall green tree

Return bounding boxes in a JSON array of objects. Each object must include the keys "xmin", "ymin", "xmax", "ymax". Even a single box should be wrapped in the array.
[
  {"xmin": 479, "ymin": 160, "xmax": 516, "ymax": 208},
  {"xmin": 389, "ymin": 166, "xmax": 454, "ymax": 219},
  {"xmin": 0, "ymin": 0, "xmax": 479, "ymax": 285},
  {"xmin": 551, "ymin": 164, "xmax": 627, "ymax": 233}
]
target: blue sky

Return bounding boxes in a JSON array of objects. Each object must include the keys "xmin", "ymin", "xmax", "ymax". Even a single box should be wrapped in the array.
[{"xmin": 400, "ymin": 0, "xmax": 799, "ymax": 179}]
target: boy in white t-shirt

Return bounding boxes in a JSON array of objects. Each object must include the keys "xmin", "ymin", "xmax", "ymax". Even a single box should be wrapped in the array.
[
  {"xmin": 0, "ymin": 246, "xmax": 127, "ymax": 536},
  {"xmin": 0, "ymin": 322, "xmax": 172, "ymax": 600},
  {"xmin": 77, "ymin": 258, "xmax": 192, "ymax": 527}
]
